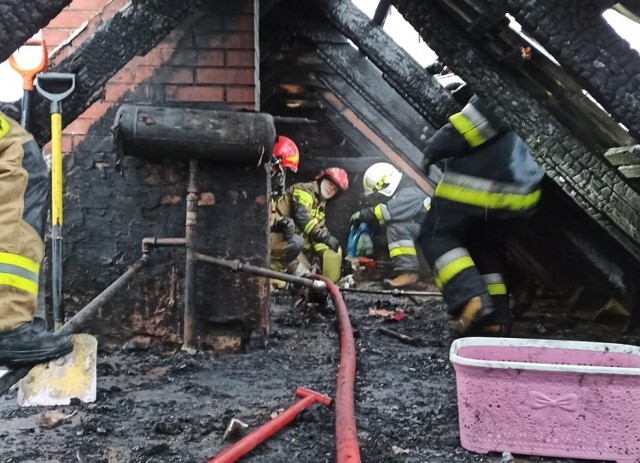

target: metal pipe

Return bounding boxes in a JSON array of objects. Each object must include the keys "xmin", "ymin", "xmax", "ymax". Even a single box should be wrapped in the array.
[
  {"xmin": 141, "ymin": 237, "xmax": 186, "ymax": 253},
  {"xmin": 195, "ymin": 253, "xmax": 327, "ymax": 292},
  {"xmin": 0, "ymin": 255, "xmax": 150, "ymax": 396},
  {"xmin": 183, "ymin": 159, "xmax": 199, "ymax": 352},
  {"xmin": 208, "ymin": 387, "xmax": 332, "ymax": 463},
  {"xmin": 339, "ymin": 287, "xmax": 442, "ymax": 297}
]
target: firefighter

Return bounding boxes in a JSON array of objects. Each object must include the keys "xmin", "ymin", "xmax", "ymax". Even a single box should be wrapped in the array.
[
  {"xmin": 350, "ymin": 162, "xmax": 431, "ymax": 288},
  {"xmin": 419, "ymin": 95, "xmax": 545, "ymax": 337},
  {"xmin": 269, "ymin": 136, "xmax": 304, "ymax": 275},
  {"xmin": 0, "ymin": 112, "xmax": 73, "ymax": 366},
  {"xmin": 274, "ymin": 167, "xmax": 348, "ymax": 271}
]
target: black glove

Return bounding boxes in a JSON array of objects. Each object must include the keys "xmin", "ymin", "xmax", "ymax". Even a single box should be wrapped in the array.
[
  {"xmin": 351, "ymin": 207, "xmax": 375, "ymax": 225},
  {"xmin": 325, "ymin": 234, "xmax": 340, "ymax": 252},
  {"xmin": 273, "ymin": 216, "xmax": 295, "ymax": 239}
]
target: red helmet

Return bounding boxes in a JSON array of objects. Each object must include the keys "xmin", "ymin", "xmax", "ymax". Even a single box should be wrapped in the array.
[
  {"xmin": 272, "ymin": 136, "xmax": 299, "ymax": 173},
  {"xmin": 315, "ymin": 167, "xmax": 349, "ymax": 192}
]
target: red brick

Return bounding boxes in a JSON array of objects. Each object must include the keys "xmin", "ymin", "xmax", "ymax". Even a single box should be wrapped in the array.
[
  {"xmin": 165, "ymin": 85, "xmax": 225, "ymax": 102},
  {"xmin": 42, "ymin": 29, "xmax": 73, "ymax": 49},
  {"xmin": 65, "ymin": 117, "xmax": 95, "ymax": 135},
  {"xmin": 225, "ymin": 87, "xmax": 255, "ymax": 103},
  {"xmin": 196, "ymin": 50, "xmax": 225, "ymax": 67},
  {"xmin": 196, "ymin": 68, "xmax": 254, "ymax": 85},
  {"xmin": 61, "ymin": 134, "xmax": 74, "ymax": 153},
  {"xmin": 225, "ymin": 50, "xmax": 254, "ymax": 67},
  {"xmin": 137, "ymin": 48, "xmax": 165, "ymax": 66},
  {"xmin": 80, "ymin": 101, "xmax": 113, "ymax": 120},
  {"xmin": 48, "ymin": 10, "xmax": 93, "ymax": 29},
  {"xmin": 224, "ymin": 15, "xmax": 254, "ymax": 32},
  {"xmin": 104, "ymin": 83, "xmax": 134, "ymax": 102},
  {"xmin": 68, "ymin": 0, "xmax": 110, "ymax": 11},
  {"xmin": 160, "ymin": 49, "xmax": 197, "ymax": 66},
  {"xmin": 135, "ymin": 66, "xmax": 193, "ymax": 84},
  {"xmin": 108, "ymin": 68, "xmax": 135, "ymax": 84},
  {"xmin": 226, "ymin": 102, "xmax": 255, "ymax": 110},
  {"xmin": 194, "ymin": 32, "xmax": 254, "ymax": 50}
]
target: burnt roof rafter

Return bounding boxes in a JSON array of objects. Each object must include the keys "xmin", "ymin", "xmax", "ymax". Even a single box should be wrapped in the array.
[
  {"xmin": 5, "ymin": 0, "xmax": 203, "ymax": 146},
  {"xmin": 0, "ymin": 0, "xmax": 72, "ymax": 64}
]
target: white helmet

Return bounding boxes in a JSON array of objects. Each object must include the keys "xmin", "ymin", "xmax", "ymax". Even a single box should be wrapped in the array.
[{"xmin": 363, "ymin": 162, "xmax": 402, "ymax": 197}]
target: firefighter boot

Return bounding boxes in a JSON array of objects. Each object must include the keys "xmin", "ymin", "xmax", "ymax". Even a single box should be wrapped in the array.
[
  {"xmin": 383, "ymin": 272, "xmax": 419, "ymax": 289},
  {"xmin": 0, "ymin": 322, "xmax": 73, "ymax": 367},
  {"xmin": 450, "ymin": 293, "xmax": 497, "ymax": 336}
]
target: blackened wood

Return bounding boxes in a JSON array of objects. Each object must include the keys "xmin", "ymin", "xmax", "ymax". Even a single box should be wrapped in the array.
[
  {"xmin": 498, "ymin": 0, "xmax": 640, "ymax": 142},
  {"xmin": 373, "ymin": 0, "xmax": 391, "ymax": 25},
  {"xmin": 0, "ymin": 0, "xmax": 71, "ymax": 64},
  {"xmin": 390, "ymin": 0, "xmax": 640, "ymax": 261},
  {"xmin": 114, "ymin": 105, "xmax": 276, "ymax": 165},
  {"xmin": 12, "ymin": 0, "xmax": 203, "ymax": 147},
  {"xmin": 314, "ymin": 0, "xmax": 459, "ymax": 128}
]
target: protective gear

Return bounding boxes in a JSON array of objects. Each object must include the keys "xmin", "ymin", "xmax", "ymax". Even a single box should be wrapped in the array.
[
  {"xmin": 0, "ymin": 112, "xmax": 73, "ymax": 365},
  {"xmin": 0, "ymin": 322, "xmax": 73, "ymax": 366},
  {"xmin": 272, "ymin": 216, "xmax": 296, "ymax": 239},
  {"xmin": 350, "ymin": 208, "xmax": 376, "ymax": 226},
  {"xmin": 271, "ymin": 136, "xmax": 299, "ymax": 173},
  {"xmin": 363, "ymin": 162, "xmax": 402, "ymax": 197},
  {"xmin": 419, "ymin": 95, "xmax": 544, "ymax": 338},
  {"xmin": 324, "ymin": 234, "xmax": 340, "ymax": 253},
  {"xmin": 315, "ymin": 167, "xmax": 349, "ymax": 192},
  {"xmin": 383, "ymin": 272, "xmax": 419, "ymax": 289}
]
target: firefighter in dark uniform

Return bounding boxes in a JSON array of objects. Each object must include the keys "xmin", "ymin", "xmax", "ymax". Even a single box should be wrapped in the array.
[
  {"xmin": 419, "ymin": 95, "xmax": 545, "ymax": 336},
  {"xmin": 350, "ymin": 162, "xmax": 431, "ymax": 288},
  {"xmin": 274, "ymin": 167, "xmax": 348, "ymax": 271}
]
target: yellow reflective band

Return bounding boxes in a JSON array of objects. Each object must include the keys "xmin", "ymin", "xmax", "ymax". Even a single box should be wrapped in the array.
[
  {"xmin": 313, "ymin": 243, "xmax": 329, "ymax": 252},
  {"xmin": 389, "ymin": 246, "xmax": 417, "ymax": 258},
  {"xmin": 0, "ymin": 273, "xmax": 38, "ymax": 295},
  {"xmin": 449, "ymin": 113, "xmax": 486, "ymax": 148},
  {"xmin": 0, "ymin": 252, "xmax": 40, "ymax": 274},
  {"xmin": 486, "ymin": 283, "xmax": 507, "ymax": 295},
  {"xmin": 434, "ymin": 256, "xmax": 475, "ymax": 289},
  {"xmin": 374, "ymin": 204, "xmax": 385, "ymax": 225},
  {"xmin": 435, "ymin": 183, "xmax": 541, "ymax": 211},
  {"xmin": 292, "ymin": 189, "xmax": 313, "ymax": 208},
  {"xmin": 303, "ymin": 218, "xmax": 318, "ymax": 236},
  {"xmin": 0, "ymin": 115, "xmax": 10, "ymax": 138}
]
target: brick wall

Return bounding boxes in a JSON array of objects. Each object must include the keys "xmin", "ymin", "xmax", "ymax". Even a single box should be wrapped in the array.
[
  {"xmin": 43, "ymin": 0, "xmax": 257, "ymax": 154},
  {"xmin": 39, "ymin": 0, "xmax": 270, "ymax": 350}
]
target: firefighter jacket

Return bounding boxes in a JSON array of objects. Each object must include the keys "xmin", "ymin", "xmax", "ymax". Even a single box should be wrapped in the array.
[
  {"xmin": 358, "ymin": 178, "xmax": 430, "ymax": 273},
  {"xmin": 424, "ymin": 95, "xmax": 545, "ymax": 216},
  {"xmin": 275, "ymin": 180, "xmax": 336, "ymax": 251}
]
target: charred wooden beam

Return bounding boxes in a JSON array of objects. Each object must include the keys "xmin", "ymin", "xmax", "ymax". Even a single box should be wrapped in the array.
[
  {"xmin": 390, "ymin": 0, "xmax": 640, "ymax": 261},
  {"xmin": 496, "ymin": 0, "xmax": 640, "ymax": 142},
  {"xmin": 373, "ymin": 0, "xmax": 392, "ymax": 25},
  {"xmin": 313, "ymin": 0, "xmax": 459, "ymax": 128},
  {"xmin": 0, "ymin": 0, "xmax": 71, "ymax": 63},
  {"xmin": 6, "ymin": 0, "xmax": 203, "ymax": 147}
]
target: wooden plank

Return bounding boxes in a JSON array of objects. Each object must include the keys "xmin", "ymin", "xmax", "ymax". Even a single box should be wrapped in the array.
[{"xmin": 605, "ymin": 145, "xmax": 640, "ymax": 166}]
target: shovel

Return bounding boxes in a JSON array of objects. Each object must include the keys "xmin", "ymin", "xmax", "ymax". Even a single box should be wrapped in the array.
[
  {"xmin": 8, "ymin": 37, "xmax": 48, "ymax": 130},
  {"xmin": 16, "ymin": 73, "xmax": 99, "ymax": 406}
]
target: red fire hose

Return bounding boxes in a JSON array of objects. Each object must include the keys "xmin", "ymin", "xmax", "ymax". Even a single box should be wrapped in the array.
[
  {"xmin": 313, "ymin": 274, "xmax": 361, "ymax": 463},
  {"xmin": 206, "ymin": 275, "xmax": 361, "ymax": 463},
  {"xmin": 208, "ymin": 387, "xmax": 332, "ymax": 463}
]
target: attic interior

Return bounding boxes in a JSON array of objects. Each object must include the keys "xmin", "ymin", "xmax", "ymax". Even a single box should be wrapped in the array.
[{"xmin": 1, "ymin": 0, "xmax": 640, "ymax": 462}]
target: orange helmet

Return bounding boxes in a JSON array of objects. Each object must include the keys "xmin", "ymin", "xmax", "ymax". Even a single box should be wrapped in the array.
[
  {"xmin": 315, "ymin": 167, "xmax": 349, "ymax": 192},
  {"xmin": 272, "ymin": 136, "xmax": 299, "ymax": 173}
]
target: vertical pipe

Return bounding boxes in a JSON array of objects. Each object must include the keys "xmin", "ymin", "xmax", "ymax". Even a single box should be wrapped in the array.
[{"xmin": 183, "ymin": 159, "xmax": 199, "ymax": 352}]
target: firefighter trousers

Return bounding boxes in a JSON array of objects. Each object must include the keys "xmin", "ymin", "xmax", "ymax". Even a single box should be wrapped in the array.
[
  {"xmin": 386, "ymin": 221, "xmax": 421, "ymax": 274},
  {"xmin": 270, "ymin": 231, "xmax": 304, "ymax": 273},
  {"xmin": 418, "ymin": 199, "xmax": 516, "ymax": 326},
  {"xmin": 0, "ymin": 113, "xmax": 48, "ymax": 333}
]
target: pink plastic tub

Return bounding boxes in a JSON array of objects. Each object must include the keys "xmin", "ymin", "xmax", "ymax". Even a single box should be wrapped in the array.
[{"xmin": 450, "ymin": 337, "xmax": 640, "ymax": 463}]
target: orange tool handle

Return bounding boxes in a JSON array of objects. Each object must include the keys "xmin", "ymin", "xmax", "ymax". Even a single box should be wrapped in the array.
[{"xmin": 8, "ymin": 39, "xmax": 48, "ymax": 91}]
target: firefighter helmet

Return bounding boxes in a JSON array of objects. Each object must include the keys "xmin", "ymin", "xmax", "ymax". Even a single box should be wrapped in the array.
[
  {"xmin": 315, "ymin": 167, "xmax": 349, "ymax": 192},
  {"xmin": 271, "ymin": 136, "xmax": 299, "ymax": 173},
  {"xmin": 363, "ymin": 162, "xmax": 402, "ymax": 197}
]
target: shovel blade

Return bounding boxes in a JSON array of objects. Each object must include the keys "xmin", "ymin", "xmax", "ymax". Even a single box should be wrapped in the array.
[{"xmin": 17, "ymin": 334, "xmax": 97, "ymax": 407}]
